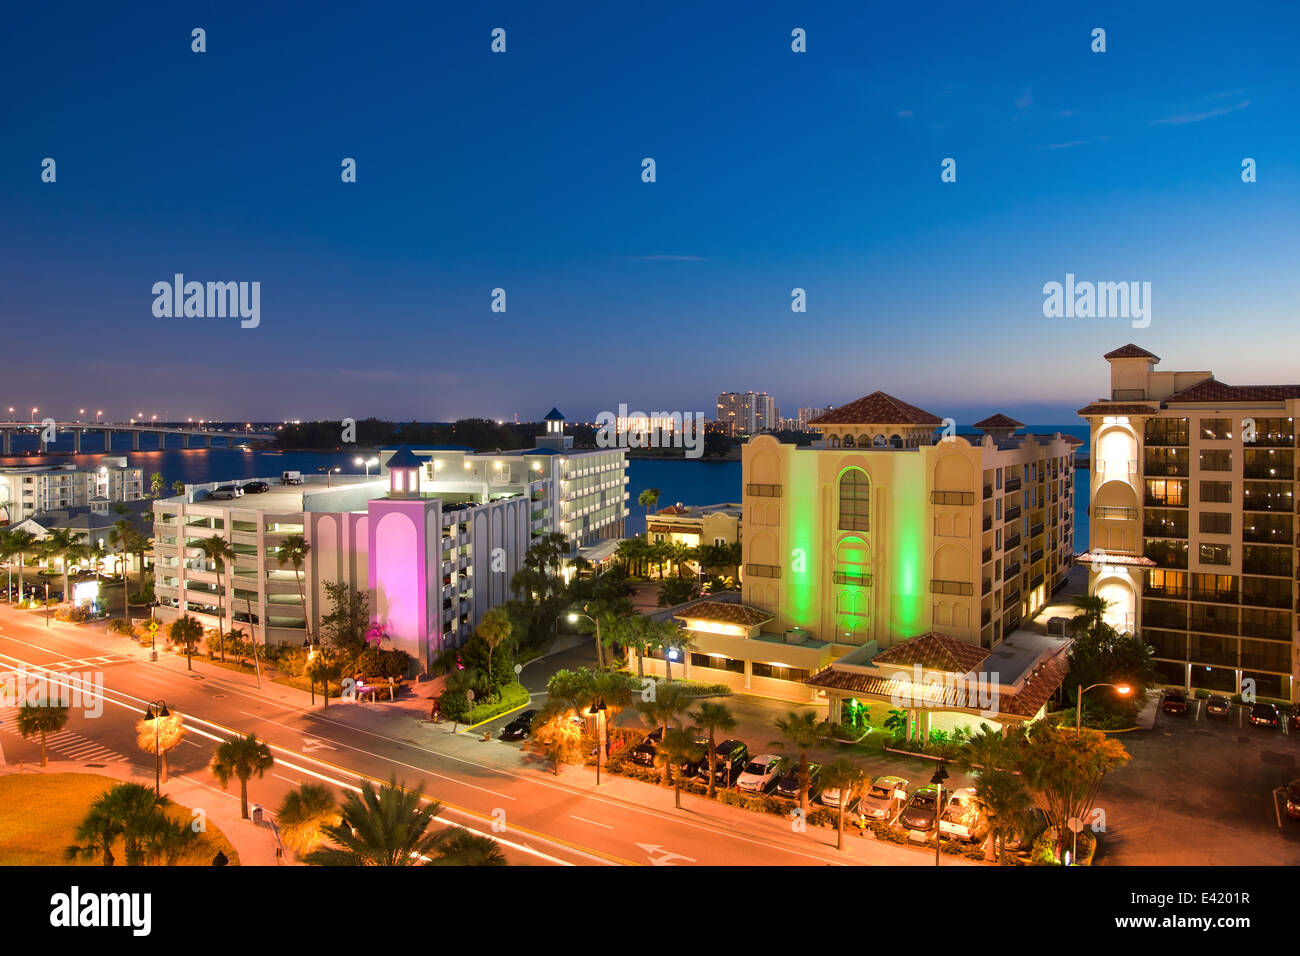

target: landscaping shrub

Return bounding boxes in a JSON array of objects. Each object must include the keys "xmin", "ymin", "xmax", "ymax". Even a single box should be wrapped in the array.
[
  {"xmin": 107, "ymin": 618, "xmax": 134, "ymax": 636},
  {"xmin": 465, "ymin": 681, "xmax": 530, "ymax": 724}
]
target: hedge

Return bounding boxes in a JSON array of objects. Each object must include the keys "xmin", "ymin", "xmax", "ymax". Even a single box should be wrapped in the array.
[{"xmin": 466, "ymin": 682, "xmax": 531, "ymax": 725}]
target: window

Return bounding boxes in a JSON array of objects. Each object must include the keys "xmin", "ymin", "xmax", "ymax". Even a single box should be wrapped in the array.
[
  {"xmin": 1145, "ymin": 417, "xmax": 1189, "ymax": 446},
  {"xmin": 1199, "ymin": 481, "xmax": 1232, "ymax": 504},
  {"xmin": 1199, "ymin": 450, "xmax": 1232, "ymax": 472},
  {"xmin": 1199, "ymin": 544, "xmax": 1231, "ymax": 566},
  {"xmin": 751, "ymin": 662, "xmax": 811, "ymax": 682},
  {"xmin": 1199, "ymin": 418, "xmax": 1232, "ymax": 440},
  {"xmin": 1145, "ymin": 479, "xmax": 1187, "ymax": 507},
  {"xmin": 838, "ymin": 469, "xmax": 870, "ymax": 531},
  {"xmin": 1199, "ymin": 512, "xmax": 1231, "ymax": 535},
  {"xmin": 689, "ymin": 653, "xmax": 744, "ymax": 674}
]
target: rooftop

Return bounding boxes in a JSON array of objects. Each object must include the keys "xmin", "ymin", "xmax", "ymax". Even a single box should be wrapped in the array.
[
  {"xmin": 808, "ymin": 391, "xmax": 943, "ymax": 427},
  {"xmin": 674, "ymin": 600, "xmax": 774, "ymax": 628},
  {"xmin": 1104, "ymin": 343, "xmax": 1160, "ymax": 361}
]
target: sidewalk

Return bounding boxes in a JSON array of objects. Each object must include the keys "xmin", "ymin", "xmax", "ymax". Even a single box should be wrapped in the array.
[{"xmin": 0, "ymin": 759, "xmax": 284, "ymax": 866}]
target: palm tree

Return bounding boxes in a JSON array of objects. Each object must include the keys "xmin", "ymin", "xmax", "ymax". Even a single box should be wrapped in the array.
[
  {"xmin": 655, "ymin": 728, "xmax": 706, "ymax": 809},
  {"xmin": 772, "ymin": 709, "xmax": 831, "ymax": 814},
  {"xmin": 41, "ymin": 528, "xmax": 87, "ymax": 605},
  {"xmin": 138, "ymin": 812, "xmax": 200, "ymax": 865},
  {"xmin": 107, "ymin": 518, "xmax": 136, "ymax": 615},
  {"xmin": 475, "ymin": 607, "xmax": 512, "ymax": 688},
  {"xmin": 93, "ymin": 783, "xmax": 169, "ymax": 866},
  {"xmin": 210, "ymin": 732, "xmax": 274, "ymax": 820},
  {"xmin": 637, "ymin": 683, "xmax": 692, "ymax": 785},
  {"xmin": 135, "ymin": 709, "xmax": 185, "ymax": 783},
  {"xmin": 637, "ymin": 488, "xmax": 660, "ymax": 529},
  {"xmin": 303, "ymin": 777, "xmax": 448, "ymax": 866},
  {"xmin": 6, "ymin": 529, "xmax": 37, "ymax": 602},
  {"xmin": 276, "ymin": 533, "xmax": 312, "ymax": 644},
  {"xmin": 0, "ymin": 529, "xmax": 16, "ymax": 599},
  {"xmin": 691, "ymin": 701, "xmax": 736, "ymax": 798},
  {"xmin": 821, "ymin": 757, "xmax": 869, "ymax": 850},
  {"xmin": 529, "ymin": 697, "xmax": 582, "ymax": 775},
  {"xmin": 171, "ymin": 480, "xmax": 185, "ymax": 497},
  {"xmin": 16, "ymin": 702, "xmax": 69, "ymax": 766},
  {"xmin": 276, "ymin": 782, "xmax": 339, "ymax": 856},
  {"xmin": 197, "ymin": 535, "xmax": 235, "ymax": 661},
  {"xmin": 1070, "ymin": 594, "xmax": 1112, "ymax": 638},
  {"xmin": 429, "ymin": 828, "xmax": 509, "ymax": 866},
  {"xmin": 149, "ymin": 472, "xmax": 166, "ymax": 498},
  {"xmin": 956, "ymin": 723, "xmax": 1035, "ymax": 863},
  {"xmin": 64, "ymin": 802, "xmax": 122, "ymax": 866},
  {"xmin": 168, "ymin": 614, "xmax": 204, "ymax": 670}
]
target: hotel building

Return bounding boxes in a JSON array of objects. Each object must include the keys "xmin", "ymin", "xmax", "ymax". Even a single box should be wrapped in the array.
[
  {"xmin": 639, "ymin": 391, "xmax": 1077, "ymax": 731},
  {"xmin": 646, "ymin": 502, "xmax": 742, "ymax": 550},
  {"xmin": 716, "ymin": 391, "xmax": 778, "ymax": 437},
  {"xmin": 152, "ymin": 412, "xmax": 628, "ymax": 669},
  {"xmin": 1077, "ymin": 345, "xmax": 1299, "ymax": 702},
  {"xmin": 0, "ymin": 458, "xmax": 144, "ymax": 524}
]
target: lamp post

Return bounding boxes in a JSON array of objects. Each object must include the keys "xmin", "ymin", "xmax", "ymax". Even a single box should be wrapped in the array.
[
  {"xmin": 144, "ymin": 701, "xmax": 169, "ymax": 795},
  {"xmin": 304, "ymin": 637, "xmax": 317, "ymax": 705},
  {"xmin": 931, "ymin": 761, "xmax": 949, "ymax": 867},
  {"xmin": 44, "ymin": 582, "xmax": 50, "ymax": 626},
  {"xmin": 1071, "ymin": 682, "xmax": 1131, "ymax": 864},
  {"xmin": 566, "ymin": 610, "xmax": 604, "ymax": 670},
  {"xmin": 355, "ymin": 457, "xmax": 379, "ymax": 476},
  {"xmin": 588, "ymin": 697, "xmax": 607, "ymax": 786}
]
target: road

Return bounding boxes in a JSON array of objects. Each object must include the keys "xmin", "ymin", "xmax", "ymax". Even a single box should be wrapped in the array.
[{"xmin": 0, "ymin": 605, "xmax": 952, "ymax": 867}]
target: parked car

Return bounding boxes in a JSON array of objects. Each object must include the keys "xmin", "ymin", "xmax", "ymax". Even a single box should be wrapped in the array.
[
  {"xmin": 897, "ymin": 785, "xmax": 946, "ymax": 831},
  {"xmin": 857, "ymin": 775, "xmax": 911, "ymax": 821},
  {"xmin": 1289, "ymin": 711, "xmax": 1300, "ymax": 734},
  {"xmin": 242, "ymin": 480, "xmax": 270, "ymax": 494},
  {"xmin": 1285, "ymin": 780, "xmax": 1300, "ymax": 820},
  {"xmin": 1004, "ymin": 807, "xmax": 1049, "ymax": 852},
  {"xmin": 280, "ymin": 470, "xmax": 303, "ymax": 485},
  {"xmin": 703, "ymin": 739, "xmax": 750, "ymax": 787},
  {"xmin": 938, "ymin": 787, "xmax": 987, "ymax": 843},
  {"xmin": 774, "ymin": 762, "xmax": 822, "ymax": 800},
  {"xmin": 1161, "ymin": 689, "xmax": 1188, "ymax": 715},
  {"xmin": 499, "ymin": 710, "xmax": 538, "ymax": 742},
  {"xmin": 674, "ymin": 737, "xmax": 710, "ymax": 779},
  {"xmin": 1205, "ymin": 694, "xmax": 1232, "ymax": 718},
  {"xmin": 631, "ymin": 727, "xmax": 666, "ymax": 767},
  {"xmin": 208, "ymin": 485, "xmax": 243, "ymax": 500},
  {"xmin": 1249, "ymin": 703, "xmax": 1280, "ymax": 728},
  {"xmin": 736, "ymin": 754, "xmax": 787, "ymax": 794}
]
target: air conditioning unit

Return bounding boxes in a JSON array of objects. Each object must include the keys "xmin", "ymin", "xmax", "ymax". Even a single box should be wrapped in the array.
[{"xmin": 784, "ymin": 628, "xmax": 810, "ymax": 644}]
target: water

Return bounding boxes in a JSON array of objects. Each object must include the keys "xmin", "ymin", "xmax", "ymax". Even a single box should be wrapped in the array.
[{"xmin": 3, "ymin": 425, "xmax": 1091, "ymax": 549}]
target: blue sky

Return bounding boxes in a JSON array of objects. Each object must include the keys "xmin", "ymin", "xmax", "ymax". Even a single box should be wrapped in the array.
[{"xmin": 2, "ymin": 1, "xmax": 1297, "ymax": 425}]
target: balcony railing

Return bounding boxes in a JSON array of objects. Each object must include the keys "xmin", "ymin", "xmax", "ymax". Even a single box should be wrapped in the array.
[
  {"xmin": 1030, "ymin": 523, "xmax": 1045, "ymax": 538},
  {"xmin": 1005, "ymin": 477, "xmax": 1022, "ymax": 492},
  {"xmin": 931, "ymin": 491, "xmax": 975, "ymax": 506},
  {"xmin": 982, "ymin": 578, "xmax": 992, "ymax": 595},
  {"xmin": 931, "ymin": 579, "xmax": 974, "ymax": 596},
  {"xmin": 1005, "ymin": 506, "xmax": 1021, "ymax": 522},
  {"xmin": 982, "ymin": 547, "xmax": 992, "ymax": 564},
  {"xmin": 982, "ymin": 516, "xmax": 992, "ymax": 531},
  {"xmin": 1004, "ymin": 534, "xmax": 1021, "ymax": 552},
  {"xmin": 1004, "ymin": 562, "xmax": 1021, "ymax": 580},
  {"xmin": 983, "ymin": 485, "xmax": 993, "ymax": 500}
]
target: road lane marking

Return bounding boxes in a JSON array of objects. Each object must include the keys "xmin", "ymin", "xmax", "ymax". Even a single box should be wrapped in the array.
[{"xmin": 569, "ymin": 814, "xmax": 614, "ymax": 830}]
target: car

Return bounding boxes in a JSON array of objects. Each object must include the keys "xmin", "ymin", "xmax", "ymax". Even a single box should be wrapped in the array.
[
  {"xmin": 898, "ymin": 786, "xmax": 947, "ymax": 832},
  {"xmin": 675, "ymin": 738, "xmax": 710, "ymax": 779},
  {"xmin": 1249, "ymin": 703, "xmax": 1280, "ymax": 728},
  {"xmin": 703, "ymin": 739, "xmax": 750, "ymax": 787},
  {"xmin": 736, "ymin": 754, "xmax": 787, "ymax": 794},
  {"xmin": 1289, "ymin": 712, "xmax": 1300, "ymax": 734},
  {"xmin": 1206, "ymin": 694, "xmax": 1232, "ymax": 718},
  {"xmin": 774, "ymin": 762, "xmax": 822, "ymax": 800},
  {"xmin": 1285, "ymin": 780, "xmax": 1300, "ymax": 821},
  {"xmin": 1161, "ymin": 689, "xmax": 1188, "ymax": 715},
  {"xmin": 242, "ymin": 480, "xmax": 270, "ymax": 494},
  {"xmin": 1004, "ymin": 807, "xmax": 1049, "ymax": 852},
  {"xmin": 821, "ymin": 772, "xmax": 866, "ymax": 810},
  {"xmin": 856, "ymin": 775, "xmax": 911, "ymax": 821},
  {"xmin": 938, "ymin": 787, "xmax": 988, "ymax": 843},
  {"xmin": 208, "ymin": 484, "xmax": 243, "ymax": 500},
  {"xmin": 499, "ymin": 710, "xmax": 538, "ymax": 741},
  {"xmin": 631, "ymin": 726, "xmax": 666, "ymax": 767}
]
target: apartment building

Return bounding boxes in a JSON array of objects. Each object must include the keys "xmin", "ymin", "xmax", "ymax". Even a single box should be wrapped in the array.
[
  {"xmin": 637, "ymin": 392, "xmax": 1077, "ymax": 715},
  {"xmin": 1077, "ymin": 344, "xmax": 1299, "ymax": 702},
  {"xmin": 0, "ymin": 458, "xmax": 143, "ymax": 523},
  {"xmin": 716, "ymin": 391, "xmax": 778, "ymax": 437},
  {"xmin": 646, "ymin": 502, "xmax": 741, "ymax": 549},
  {"xmin": 796, "ymin": 407, "xmax": 832, "ymax": 431}
]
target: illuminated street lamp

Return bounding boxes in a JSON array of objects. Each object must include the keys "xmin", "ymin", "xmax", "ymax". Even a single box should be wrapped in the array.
[
  {"xmin": 143, "ymin": 701, "xmax": 170, "ymax": 795},
  {"xmin": 1069, "ymin": 682, "xmax": 1131, "ymax": 863},
  {"xmin": 96, "ymin": 410, "xmax": 102, "ymax": 423},
  {"xmin": 565, "ymin": 609, "xmax": 604, "ymax": 670},
  {"xmin": 931, "ymin": 761, "xmax": 949, "ymax": 867},
  {"xmin": 354, "ymin": 456, "xmax": 379, "ymax": 476},
  {"xmin": 30, "ymin": 407, "xmax": 38, "ymax": 423},
  {"xmin": 588, "ymin": 697, "xmax": 607, "ymax": 786}
]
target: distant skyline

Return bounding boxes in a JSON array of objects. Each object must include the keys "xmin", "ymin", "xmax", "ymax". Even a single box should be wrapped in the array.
[{"xmin": 2, "ymin": 1, "xmax": 1297, "ymax": 423}]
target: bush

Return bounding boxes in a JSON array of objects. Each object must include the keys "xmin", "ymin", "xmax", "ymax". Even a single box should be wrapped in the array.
[
  {"xmin": 465, "ymin": 682, "xmax": 530, "ymax": 725},
  {"xmin": 108, "ymin": 618, "xmax": 135, "ymax": 636},
  {"xmin": 438, "ymin": 689, "xmax": 470, "ymax": 723}
]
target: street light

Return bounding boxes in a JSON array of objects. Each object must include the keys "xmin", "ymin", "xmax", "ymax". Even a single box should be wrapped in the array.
[
  {"xmin": 1070, "ymin": 682, "xmax": 1131, "ymax": 864},
  {"xmin": 588, "ymin": 697, "xmax": 607, "ymax": 786},
  {"xmin": 96, "ymin": 410, "xmax": 102, "ymax": 423},
  {"xmin": 354, "ymin": 456, "xmax": 379, "ymax": 476},
  {"xmin": 565, "ymin": 610, "xmax": 604, "ymax": 670},
  {"xmin": 931, "ymin": 761, "xmax": 949, "ymax": 867},
  {"xmin": 144, "ymin": 701, "xmax": 170, "ymax": 795},
  {"xmin": 304, "ymin": 637, "xmax": 317, "ymax": 705},
  {"xmin": 44, "ymin": 582, "xmax": 50, "ymax": 627}
]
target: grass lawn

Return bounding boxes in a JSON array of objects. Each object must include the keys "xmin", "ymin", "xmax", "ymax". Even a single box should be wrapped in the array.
[{"xmin": 0, "ymin": 773, "xmax": 240, "ymax": 866}]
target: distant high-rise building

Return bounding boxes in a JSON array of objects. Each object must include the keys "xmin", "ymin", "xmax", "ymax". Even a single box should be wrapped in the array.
[
  {"xmin": 797, "ymin": 407, "xmax": 832, "ymax": 431},
  {"xmin": 716, "ymin": 391, "xmax": 778, "ymax": 436}
]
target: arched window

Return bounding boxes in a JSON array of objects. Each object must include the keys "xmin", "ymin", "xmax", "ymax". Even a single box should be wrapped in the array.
[
  {"xmin": 889, "ymin": 434, "xmax": 903, "ymax": 448},
  {"xmin": 829, "ymin": 435, "xmax": 841, "ymax": 448},
  {"xmin": 843, "ymin": 434, "xmax": 855, "ymax": 447},
  {"xmin": 838, "ymin": 469, "xmax": 870, "ymax": 531},
  {"xmin": 873, "ymin": 434, "xmax": 888, "ymax": 447},
  {"xmin": 858, "ymin": 434, "xmax": 870, "ymax": 448}
]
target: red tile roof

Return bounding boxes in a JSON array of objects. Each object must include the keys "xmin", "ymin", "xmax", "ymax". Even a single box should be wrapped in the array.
[
  {"xmin": 871, "ymin": 633, "xmax": 989, "ymax": 673},
  {"xmin": 656, "ymin": 505, "xmax": 689, "ymax": 515},
  {"xmin": 1074, "ymin": 551, "xmax": 1157, "ymax": 567},
  {"xmin": 674, "ymin": 601, "xmax": 773, "ymax": 627},
  {"xmin": 1104, "ymin": 344, "xmax": 1160, "ymax": 361},
  {"xmin": 808, "ymin": 392, "xmax": 943, "ymax": 427},
  {"xmin": 1164, "ymin": 378, "xmax": 1300, "ymax": 403},
  {"xmin": 972, "ymin": 413, "xmax": 1025, "ymax": 429},
  {"xmin": 1076, "ymin": 403, "xmax": 1160, "ymax": 416}
]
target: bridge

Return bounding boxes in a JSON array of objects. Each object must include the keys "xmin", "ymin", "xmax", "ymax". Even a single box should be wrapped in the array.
[{"xmin": 0, "ymin": 421, "xmax": 276, "ymax": 455}]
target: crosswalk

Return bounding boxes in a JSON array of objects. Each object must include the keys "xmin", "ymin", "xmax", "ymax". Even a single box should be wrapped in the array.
[
  {"xmin": 0, "ymin": 727, "xmax": 129, "ymax": 764},
  {"xmin": 40, "ymin": 654, "xmax": 132, "ymax": 672}
]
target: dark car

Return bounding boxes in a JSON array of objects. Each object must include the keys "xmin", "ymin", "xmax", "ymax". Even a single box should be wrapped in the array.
[
  {"xmin": 1161, "ymin": 689, "xmax": 1188, "ymax": 715},
  {"xmin": 775, "ymin": 762, "xmax": 822, "ymax": 800},
  {"xmin": 1004, "ymin": 807, "xmax": 1049, "ymax": 852},
  {"xmin": 1289, "ymin": 711, "xmax": 1300, "ymax": 734},
  {"xmin": 631, "ymin": 727, "xmax": 665, "ymax": 767},
  {"xmin": 704, "ymin": 739, "xmax": 749, "ymax": 787},
  {"xmin": 1249, "ymin": 703, "xmax": 1280, "ymax": 728},
  {"xmin": 1285, "ymin": 780, "xmax": 1300, "ymax": 820},
  {"xmin": 499, "ymin": 709, "xmax": 538, "ymax": 741},
  {"xmin": 898, "ymin": 785, "xmax": 947, "ymax": 832},
  {"xmin": 1206, "ymin": 694, "xmax": 1232, "ymax": 718},
  {"xmin": 242, "ymin": 480, "xmax": 270, "ymax": 494},
  {"xmin": 675, "ymin": 737, "xmax": 710, "ymax": 779}
]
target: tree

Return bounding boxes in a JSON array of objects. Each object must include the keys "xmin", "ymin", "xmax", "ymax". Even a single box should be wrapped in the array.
[
  {"xmin": 276, "ymin": 534, "xmax": 312, "ymax": 643},
  {"xmin": 138, "ymin": 811, "xmax": 200, "ymax": 865},
  {"xmin": 168, "ymin": 615, "xmax": 203, "ymax": 670},
  {"xmin": 637, "ymin": 488, "xmax": 660, "ymax": 527},
  {"xmin": 658, "ymin": 575, "xmax": 700, "ymax": 608},
  {"xmin": 197, "ymin": 535, "xmax": 235, "ymax": 661},
  {"xmin": 646, "ymin": 620, "xmax": 691, "ymax": 680},
  {"xmin": 655, "ymin": 728, "xmax": 706, "ymax": 809},
  {"xmin": 429, "ymin": 828, "xmax": 508, "ymax": 866},
  {"xmin": 772, "ymin": 709, "xmax": 831, "ymax": 813},
  {"xmin": 529, "ymin": 697, "xmax": 583, "ymax": 775},
  {"xmin": 149, "ymin": 472, "xmax": 166, "ymax": 498},
  {"xmin": 955, "ymin": 723, "xmax": 1036, "ymax": 864},
  {"xmin": 637, "ymin": 683, "xmax": 692, "ymax": 785},
  {"xmin": 302, "ymin": 777, "xmax": 464, "ymax": 866},
  {"xmin": 210, "ymin": 732, "xmax": 275, "ymax": 820},
  {"xmin": 691, "ymin": 701, "xmax": 736, "ymax": 798},
  {"xmin": 64, "ymin": 801, "xmax": 122, "ymax": 866},
  {"xmin": 1066, "ymin": 624, "xmax": 1157, "ymax": 725},
  {"xmin": 42, "ymin": 528, "xmax": 88, "ymax": 605},
  {"xmin": 277, "ymin": 783, "xmax": 339, "ymax": 856},
  {"xmin": 475, "ymin": 608, "xmax": 513, "ymax": 689},
  {"xmin": 107, "ymin": 519, "xmax": 137, "ymax": 616},
  {"xmin": 136, "ymin": 710, "xmax": 186, "ymax": 783},
  {"xmin": 16, "ymin": 702, "xmax": 69, "ymax": 766},
  {"xmin": 64, "ymin": 783, "xmax": 168, "ymax": 866},
  {"xmin": 1069, "ymin": 594, "xmax": 1112, "ymax": 638},
  {"xmin": 5, "ymin": 529, "xmax": 37, "ymax": 602},
  {"xmin": 171, "ymin": 480, "xmax": 185, "ymax": 496},
  {"xmin": 821, "ymin": 758, "xmax": 869, "ymax": 850},
  {"xmin": 307, "ymin": 647, "xmax": 344, "ymax": 709},
  {"xmin": 319, "ymin": 580, "xmax": 368, "ymax": 654}
]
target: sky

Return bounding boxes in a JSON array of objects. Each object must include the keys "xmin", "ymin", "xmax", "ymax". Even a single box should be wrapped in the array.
[{"xmin": 2, "ymin": 1, "xmax": 1297, "ymax": 426}]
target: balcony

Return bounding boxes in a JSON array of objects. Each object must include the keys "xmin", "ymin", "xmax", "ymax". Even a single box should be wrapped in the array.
[
  {"xmin": 1144, "ymin": 496, "xmax": 1187, "ymax": 509},
  {"xmin": 982, "ymin": 578, "xmax": 992, "ymax": 595},
  {"xmin": 983, "ymin": 485, "xmax": 993, "ymax": 500},
  {"xmin": 1030, "ymin": 548, "xmax": 1044, "ymax": 564},
  {"xmin": 1004, "ymin": 562, "xmax": 1021, "ymax": 580},
  {"xmin": 1030, "ymin": 573, "xmax": 1044, "ymax": 589},
  {"xmin": 931, "ymin": 491, "xmax": 975, "ymax": 506},
  {"xmin": 982, "ymin": 516, "xmax": 992, "ymax": 531},
  {"xmin": 1030, "ymin": 522, "xmax": 1044, "ymax": 538},
  {"xmin": 1005, "ymin": 506, "xmax": 1021, "ymax": 522},
  {"xmin": 1097, "ymin": 459, "xmax": 1138, "ymax": 477},
  {"xmin": 982, "ymin": 547, "xmax": 992, "ymax": 564},
  {"xmin": 1004, "ymin": 534, "xmax": 1021, "ymax": 552},
  {"xmin": 1005, "ymin": 477, "xmax": 1022, "ymax": 493}
]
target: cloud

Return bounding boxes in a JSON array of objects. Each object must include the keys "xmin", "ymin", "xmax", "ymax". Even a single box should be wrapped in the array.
[
  {"xmin": 1038, "ymin": 135, "xmax": 1109, "ymax": 151},
  {"xmin": 1153, "ymin": 99, "xmax": 1250, "ymax": 125},
  {"xmin": 1015, "ymin": 87, "xmax": 1034, "ymax": 109},
  {"xmin": 896, "ymin": 109, "xmax": 913, "ymax": 117},
  {"xmin": 624, "ymin": 255, "xmax": 707, "ymax": 262}
]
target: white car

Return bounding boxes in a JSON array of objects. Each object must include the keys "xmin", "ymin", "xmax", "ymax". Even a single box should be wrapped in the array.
[
  {"xmin": 735, "ymin": 754, "xmax": 786, "ymax": 794},
  {"xmin": 938, "ymin": 787, "xmax": 987, "ymax": 843},
  {"xmin": 857, "ymin": 775, "xmax": 910, "ymax": 821},
  {"xmin": 209, "ymin": 485, "xmax": 243, "ymax": 500}
]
